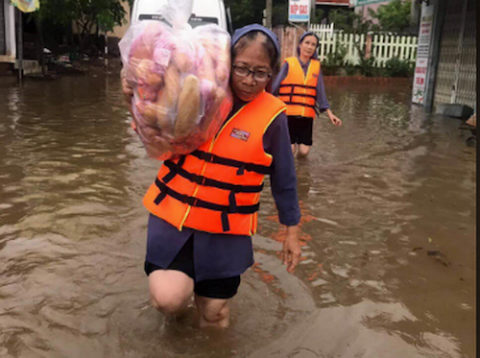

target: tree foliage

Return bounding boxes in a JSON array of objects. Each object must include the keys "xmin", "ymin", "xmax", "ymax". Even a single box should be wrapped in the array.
[
  {"xmin": 224, "ymin": 0, "xmax": 266, "ymax": 29},
  {"xmin": 369, "ymin": 0, "xmax": 412, "ymax": 33},
  {"xmin": 272, "ymin": 1, "xmax": 289, "ymax": 27},
  {"xmin": 329, "ymin": 8, "xmax": 371, "ymax": 34},
  {"xmin": 38, "ymin": 0, "xmax": 128, "ymax": 49},
  {"xmin": 311, "ymin": 9, "xmax": 325, "ymax": 25}
]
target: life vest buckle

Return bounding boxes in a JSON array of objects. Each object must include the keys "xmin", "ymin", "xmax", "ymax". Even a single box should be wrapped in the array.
[
  {"xmin": 181, "ymin": 195, "xmax": 198, "ymax": 207},
  {"xmin": 179, "ymin": 194, "xmax": 189, "ymax": 204},
  {"xmin": 191, "ymin": 174, "xmax": 207, "ymax": 186},
  {"xmin": 236, "ymin": 165, "xmax": 246, "ymax": 176},
  {"xmin": 203, "ymin": 152, "xmax": 215, "ymax": 162},
  {"xmin": 182, "ymin": 195, "xmax": 198, "ymax": 206}
]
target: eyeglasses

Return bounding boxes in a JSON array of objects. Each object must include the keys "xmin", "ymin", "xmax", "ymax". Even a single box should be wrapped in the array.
[{"xmin": 232, "ymin": 65, "xmax": 272, "ymax": 82}]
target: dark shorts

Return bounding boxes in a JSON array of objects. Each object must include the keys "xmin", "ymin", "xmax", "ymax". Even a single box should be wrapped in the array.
[
  {"xmin": 144, "ymin": 238, "xmax": 241, "ymax": 299},
  {"xmin": 288, "ymin": 116, "xmax": 314, "ymax": 146}
]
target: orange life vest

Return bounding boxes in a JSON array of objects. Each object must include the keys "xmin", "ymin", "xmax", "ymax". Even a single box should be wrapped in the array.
[
  {"xmin": 278, "ymin": 57, "xmax": 320, "ymax": 119},
  {"xmin": 143, "ymin": 92, "xmax": 286, "ymax": 235}
]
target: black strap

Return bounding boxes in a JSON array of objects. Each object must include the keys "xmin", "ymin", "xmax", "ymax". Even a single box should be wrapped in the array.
[
  {"xmin": 221, "ymin": 210, "xmax": 230, "ymax": 232},
  {"xmin": 162, "ymin": 156, "xmax": 186, "ymax": 184},
  {"xmin": 163, "ymin": 160, "xmax": 264, "ymax": 193},
  {"xmin": 154, "ymin": 179, "xmax": 259, "ymax": 214},
  {"xmin": 280, "ymin": 93, "xmax": 317, "ymax": 100},
  {"xmin": 191, "ymin": 150, "xmax": 272, "ymax": 175},
  {"xmin": 154, "ymin": 190, "xmax": 167, "ymax": 205},
  {"xmin": 283, "ymin": 101, "xmax": 317, "ymax": 110},
  {"xmin": 229, "ymin": 190, "xmax": 237, "ymax": 211},
  {"xmin": 280, "ymin": 84, "xmax": 317, "ymax": 90}
]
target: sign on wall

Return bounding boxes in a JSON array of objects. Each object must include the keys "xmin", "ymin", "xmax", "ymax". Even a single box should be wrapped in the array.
[
  {"xmin": 289, "ymin": 0, "xmax": 310, "ymax": 23},
  {"xmin": 412, "ymin": 2, "xmax": 434, "ymax": 104}
]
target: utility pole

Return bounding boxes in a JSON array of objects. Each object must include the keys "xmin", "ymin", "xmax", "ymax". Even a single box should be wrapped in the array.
[
  {"xmin": 266, "ymin": 0, "xmax": 272, "ymax": 29},
  {"xmin": 410, "ymin": 0, "xmax": 420, "ymax": 28},
  {"xmin": 104, "ymin": 31, "xmax": 108, "ymax": 67}
]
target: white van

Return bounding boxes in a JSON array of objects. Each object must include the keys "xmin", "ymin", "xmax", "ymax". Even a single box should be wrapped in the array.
[{"xmin": 131, "ymin": 0, "xmax": 231, "ymax": 32}]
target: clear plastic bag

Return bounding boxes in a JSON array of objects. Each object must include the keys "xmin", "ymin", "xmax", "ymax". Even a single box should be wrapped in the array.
[{"xmin": 119, "ymin": 0, "xmax": 233, "ymax": 160}]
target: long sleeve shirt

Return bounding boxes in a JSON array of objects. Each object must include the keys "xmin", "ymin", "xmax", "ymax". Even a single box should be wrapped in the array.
[
  {"xmin": 271, "ymin": 57, "xmax": 330, "ymax": 113},
  {"xmin": 145, "ymin": 101, "xmax": 301, "ymax": 282}
]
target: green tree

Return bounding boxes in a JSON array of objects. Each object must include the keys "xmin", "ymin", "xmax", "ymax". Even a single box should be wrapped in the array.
[
  {"xmin": 329, "ymin": 8, "xmax": 371, "ymax": 33},
  {"xmin": 272, "ymin": 1, "xmax": 289, "ymax": 27},
  {"xmin": 369, "ymin": 0, "xmax": 411, "ymax": 33},
  {"xmin": 311, "ymin": 9, "xmax": 325, "ymax": 25},
  {"xmin": 224, "ymin": 0, "xmax": 266, "ymax": 29},
  {"xmin": 224, "ymin": 0, "xmax": 291, "ymax": 29},
  {"xmin": 38, "ymin": 0, "xmax": 128, "ymax": 49}
]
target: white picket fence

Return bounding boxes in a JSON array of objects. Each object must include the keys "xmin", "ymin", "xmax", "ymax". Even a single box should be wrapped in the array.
[
  {"xmin": 370, "ymin": 34, "xmax": 418, "ymax": 66},
  {"xmin": 310, "ymin": 24, "xmax": 418, "ymax": 67}
]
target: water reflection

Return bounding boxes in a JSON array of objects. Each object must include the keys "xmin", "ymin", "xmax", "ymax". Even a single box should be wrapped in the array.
[{"xmin": 0, "ymin": 74, "xmax": 475, "ymax": 358}]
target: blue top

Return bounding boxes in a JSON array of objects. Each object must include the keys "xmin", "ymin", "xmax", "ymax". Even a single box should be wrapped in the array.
[
  {"xmin": 271, "ymin": 57, "xmax": 330, "ymax": 113},
  {"xmin": 146, "ymin": 101, "xmax": 301, "ymax": 282}
]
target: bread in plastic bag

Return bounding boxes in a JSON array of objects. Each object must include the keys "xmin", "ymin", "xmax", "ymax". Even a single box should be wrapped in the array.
[{"xmin": 119, "ymin": 0, "xmax": 233, "ymax": 160}]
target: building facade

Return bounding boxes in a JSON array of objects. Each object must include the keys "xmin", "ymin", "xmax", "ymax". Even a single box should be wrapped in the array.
[
  {"xmin": 433, "ymin": 0, "xmax": 476, "ymax": 110},
  {"xmin": 419, "ymin": 0, "xmax": 476, "ymax": 112}
]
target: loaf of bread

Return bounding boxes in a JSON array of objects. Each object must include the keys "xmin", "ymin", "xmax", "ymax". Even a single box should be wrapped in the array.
[{"xmin": 174, "ymin": 75, "xmax": 201, "ymax": 138}]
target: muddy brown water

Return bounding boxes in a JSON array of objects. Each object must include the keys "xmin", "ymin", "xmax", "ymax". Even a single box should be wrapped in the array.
[{"xmin": 0, "ymin": 73, "xmax": 476, "ymax": 358}]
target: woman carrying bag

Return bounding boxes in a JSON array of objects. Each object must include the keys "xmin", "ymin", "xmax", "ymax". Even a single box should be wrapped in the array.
[{"xmin": 123, "ymin": 24, "xmax": 302, "ymax": 329}]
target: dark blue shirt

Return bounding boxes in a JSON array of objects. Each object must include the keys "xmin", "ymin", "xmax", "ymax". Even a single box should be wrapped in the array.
[
  {"xmin": 271, "ymin": 57, "xmax": 330, "ymax": 112},
  {"xmin": 146, "ymin": 101, "xmax": 301, "ymax": 282}
]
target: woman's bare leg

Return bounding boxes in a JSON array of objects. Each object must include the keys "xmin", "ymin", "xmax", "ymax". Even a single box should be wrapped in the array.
[
  {"xmin": 298, "ymin": 144, "xmax": 311, "ymax": 158},
  {"xmin": 148, "ymin": 270, "xmax": 194, "ymax": 315},
  {"xmin": 291, "ymin": 144, "xmax": 297, "ymax": 156},
  {"xmin": 194, "ymin": 295, "xmax": 231, "ymax": 329}
]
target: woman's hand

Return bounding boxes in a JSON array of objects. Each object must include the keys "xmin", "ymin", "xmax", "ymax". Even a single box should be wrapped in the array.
[
  {"xmin": 282, "ymin": 225, "xmax": 302, "ymax": 274},
  {"xmin": 326, "ymin": 109, "xmax": 342, "ymax": 127}
]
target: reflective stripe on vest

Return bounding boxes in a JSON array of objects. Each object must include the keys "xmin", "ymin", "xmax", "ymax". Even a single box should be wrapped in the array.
[
  {"xmin": 143, "ymin": 92, "xmax": 287, "ymax": 235},
  {"xmin": 278, "ymin": 57, "xmax": 320, "ymax": 119}
]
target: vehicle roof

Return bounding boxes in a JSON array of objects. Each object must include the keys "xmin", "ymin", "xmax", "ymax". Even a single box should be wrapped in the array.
[{"xmin": 134, "ymin": 0, "xmax": 223, "ymax": 21}]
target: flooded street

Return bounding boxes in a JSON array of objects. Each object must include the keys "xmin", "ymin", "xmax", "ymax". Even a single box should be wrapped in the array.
[{"xmin": 0, "ymin": 73, "xmax": 475, "ymax": 358}]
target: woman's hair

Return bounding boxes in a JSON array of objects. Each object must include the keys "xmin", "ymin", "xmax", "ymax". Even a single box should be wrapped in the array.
[{"xmin": 231, "ymin": 31, "xmax": 280, "ymax": 80}]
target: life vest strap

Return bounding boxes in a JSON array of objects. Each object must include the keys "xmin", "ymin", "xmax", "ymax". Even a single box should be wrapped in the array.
[
  {"xmin": 154, "ymin": 179, "xmax": 259, "ymax": 214},
  {"xmin": 154, "ymin": 179, "xmax": 259, "ymax": 232},
  {"xmin": 282, "ymin": 101, "xmax": 317, "ymax": 110},
  {"xmin": 279, "ymin": 93, "xmax": 317, "ymax": 100},
  {"xmin": 279, "ymin": 84, "xmax": 317, "ymax": 90},
  {"xmin": 162, "ymin": 156, "xmax": 186, "ymax": 184},
  {"xmin": 154, "ymin": 190, "xmax": 167, "ymax": 205},
  {"xmin": 163, "ymin": 160, "xmax": 264, "ymax": 193},
  {"xmin": 191, "ymin": 150, "xmax": 272, "ymax": 175}
]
